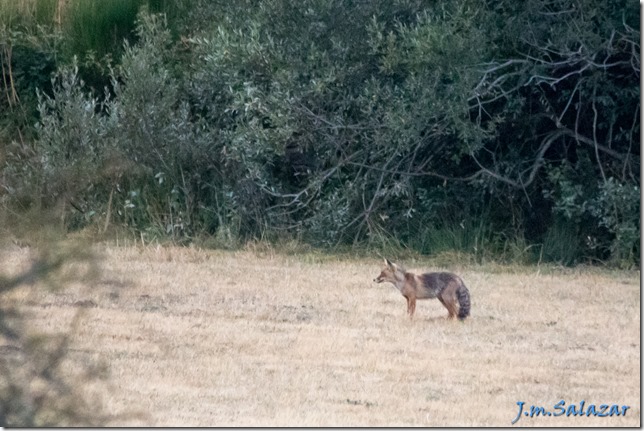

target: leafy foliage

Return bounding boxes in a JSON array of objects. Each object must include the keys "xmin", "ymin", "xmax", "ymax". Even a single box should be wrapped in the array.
[{"xmin": 1, "ymin": 0, "xmax": 640, "ymax": 266}]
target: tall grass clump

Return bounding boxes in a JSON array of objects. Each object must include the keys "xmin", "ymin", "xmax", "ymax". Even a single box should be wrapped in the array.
[
  {"xmin": 64, "ymin": 0, "xmax": 143, "ymax": 60},
  {"xmin": 540, "ymin": 218, "xmax": 582, "ymax": 266},
  {"xmin": 0, "ymin": 0, "xmax": 147, "ymax": 57},
  {"xmin": 404, "ymin": 211, "xmax": 497, "ymax": 264},
  {"xmin": 0, "ymin": 0, "xmax": 56, "ymax": 27}
]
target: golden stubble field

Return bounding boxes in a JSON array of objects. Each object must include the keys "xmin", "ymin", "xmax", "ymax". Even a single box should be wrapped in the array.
[{"xmin": 2, "ymin": 243, "xmax": 640, "ymax": 426}]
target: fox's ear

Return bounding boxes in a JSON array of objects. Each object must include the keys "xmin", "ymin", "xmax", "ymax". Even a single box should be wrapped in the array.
[{"xmin": 384, "ymin": 258, "xmax": 394, "ymax": 268}]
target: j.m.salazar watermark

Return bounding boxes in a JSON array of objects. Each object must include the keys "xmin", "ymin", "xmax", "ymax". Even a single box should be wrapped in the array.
[{"xmin": 512, "ymin": 400, "xmax": 631, "ymax": 424}]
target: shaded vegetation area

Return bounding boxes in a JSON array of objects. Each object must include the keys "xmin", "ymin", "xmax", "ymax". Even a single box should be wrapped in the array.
[
  {"xmin": 0, "ymin": 223, "xmax": 110, "ymax": 426},
  {"xmin": 0, "ymin": 0, "xmax": 640, "ymax": 267}
]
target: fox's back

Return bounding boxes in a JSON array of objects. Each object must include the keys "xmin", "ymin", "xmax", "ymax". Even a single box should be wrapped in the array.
[{"xmin": 416, "ymin": 271, "xmax": 464, "ymax": 299}]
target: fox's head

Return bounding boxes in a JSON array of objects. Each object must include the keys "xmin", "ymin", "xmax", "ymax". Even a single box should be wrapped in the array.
[{"xmin": 374, "ymin": 258, "xmax": 405, "ymax": 284}]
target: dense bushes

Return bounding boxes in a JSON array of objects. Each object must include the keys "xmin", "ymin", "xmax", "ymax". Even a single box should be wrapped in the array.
[{"xmin": 1, "ymin": 0, "xmax": 640, "ymax": 266}]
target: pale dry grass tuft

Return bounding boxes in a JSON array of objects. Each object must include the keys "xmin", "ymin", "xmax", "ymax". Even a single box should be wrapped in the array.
[{"xmin": 2, "ymin": 245, "xmax": 640, "ymax": 426}]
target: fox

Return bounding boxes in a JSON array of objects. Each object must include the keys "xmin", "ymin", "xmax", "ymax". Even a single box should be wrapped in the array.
[{"xmin": 374, "ymin": 258, "xmax": 471, "ymax": 320}]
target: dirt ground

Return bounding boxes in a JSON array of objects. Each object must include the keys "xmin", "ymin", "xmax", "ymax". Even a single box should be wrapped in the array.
[{"xmin": 2, "ymin": 244, "xmax": 640, "ymax": 426}]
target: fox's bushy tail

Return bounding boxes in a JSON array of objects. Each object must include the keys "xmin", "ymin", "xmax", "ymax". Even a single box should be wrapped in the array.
[{"xmin": 457, "ymin": 285, "xmax": 471, "ymax": 320}]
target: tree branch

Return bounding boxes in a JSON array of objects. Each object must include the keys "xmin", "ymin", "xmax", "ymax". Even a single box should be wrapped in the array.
[{"xmin": 470, "ymin": 129, "xmax": 567, "ymax": 190}]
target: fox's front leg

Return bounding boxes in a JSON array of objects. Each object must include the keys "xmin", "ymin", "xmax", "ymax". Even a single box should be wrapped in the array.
[{"xmin": 406, "ymin": 296, "xmax": 416, "ymax": 318}]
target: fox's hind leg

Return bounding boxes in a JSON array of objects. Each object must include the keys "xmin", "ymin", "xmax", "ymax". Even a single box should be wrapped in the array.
[
  {"xmin": 445, "ymin": 300, "xmax": 458, "ymax": 319},
  {"xmin": 439, "ymin": 295, "xmax": 458, "ymax": 319},
  {"xmin": 437, "ymin": 297, "xmax": 452, "ymax": 319}
]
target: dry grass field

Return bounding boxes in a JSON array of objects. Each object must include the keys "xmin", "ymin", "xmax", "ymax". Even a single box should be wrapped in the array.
[{"xmin": 1, "ymin": 243, "xmax": 640, "ymax": 426}]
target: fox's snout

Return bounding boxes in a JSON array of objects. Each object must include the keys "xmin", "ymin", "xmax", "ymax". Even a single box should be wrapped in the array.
[{"xmin": 374, "ymin": 277, "xmax": 382, "ymax": 283}]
